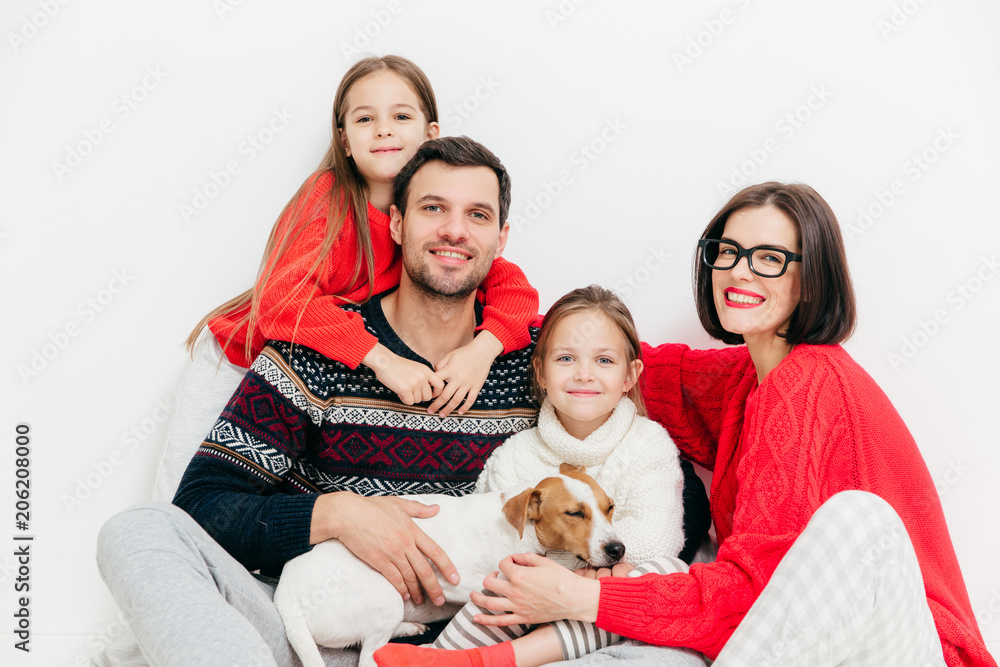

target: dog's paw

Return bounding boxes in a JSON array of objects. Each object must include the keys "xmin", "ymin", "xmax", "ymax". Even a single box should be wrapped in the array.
[{"xmin": 392, "ymin": 621, "xmax": 430, "ymax": 638}]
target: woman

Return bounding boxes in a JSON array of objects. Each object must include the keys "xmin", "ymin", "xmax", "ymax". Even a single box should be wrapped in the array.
[{"xmin": 455, "ymin": 183, "xmax": 996, "ymax": 666}]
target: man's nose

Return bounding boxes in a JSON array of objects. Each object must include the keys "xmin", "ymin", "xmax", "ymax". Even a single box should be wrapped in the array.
[{"xmin": 438, "ymin": 213, "xmax": 469, "ymax": 241}]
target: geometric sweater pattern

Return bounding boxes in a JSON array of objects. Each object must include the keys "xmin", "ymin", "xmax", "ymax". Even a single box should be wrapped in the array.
[{"xmin": 174, "ymin": 292, "xmax": 539, "ymax": 576}]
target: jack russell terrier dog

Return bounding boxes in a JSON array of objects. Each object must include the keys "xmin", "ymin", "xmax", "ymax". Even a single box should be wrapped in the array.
[{"xmin": 273, "ymin": 463, "xmax": 625, "ymax": 667}]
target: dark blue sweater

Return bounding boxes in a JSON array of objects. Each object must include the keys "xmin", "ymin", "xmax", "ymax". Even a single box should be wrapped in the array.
[{"xmin": 173, "ymin": 293, "xmax": 539, "ymax": 575}]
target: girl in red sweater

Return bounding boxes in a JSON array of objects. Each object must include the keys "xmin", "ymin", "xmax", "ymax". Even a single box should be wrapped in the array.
[
  {"xmin": 151, "ymin": 56, "xmax": 538, "ymax": 501},
  {"xmin": 187, "ymin": 55, "xmax": 537, "ymax": 413},
  {"xmin": 378, "ymin": 183, "xmax": 995, "ymax": 666}
]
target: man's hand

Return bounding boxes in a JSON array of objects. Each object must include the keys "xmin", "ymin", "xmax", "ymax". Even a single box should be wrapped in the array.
[
  {"xmin": 431, "ymin": 331, "xmax": 504, "ymax": 417},
  {"xmin": 311, "ymin": 492, "xmax": 460, "ymax": 605},
  {"xmin": 363, "ymin": 343, "xmax": 445, "ymax": 406},
  {"xmin": 470, "ymin": 552, "xmax": 601, "ymax": 626}
]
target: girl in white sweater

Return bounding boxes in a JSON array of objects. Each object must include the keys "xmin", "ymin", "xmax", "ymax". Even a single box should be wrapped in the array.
[{"xmin": 376, "ymin": 286, "xmax": 697, "ymax": 667}]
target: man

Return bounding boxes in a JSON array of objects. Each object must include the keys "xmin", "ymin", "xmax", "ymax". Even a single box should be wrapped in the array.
[{"xmin": 96, "ymin": 137, "xmax": 539, "ymax": 666}]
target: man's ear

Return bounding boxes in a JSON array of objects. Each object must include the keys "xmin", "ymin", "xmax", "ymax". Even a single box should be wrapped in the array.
[
  {"xmin": 494, "ymin": 222, "xmax": 510, "ymax": 259},
  {"xmin": 389, "ymin": 205, "xmax": 403, "ymax": 246},
  {"xmin": 339, "ymin": 127, "xmax": 351, "ymax": 157}
]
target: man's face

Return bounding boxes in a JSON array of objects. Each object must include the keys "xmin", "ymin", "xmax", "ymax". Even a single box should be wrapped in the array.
[{"xmin": 390, "ymin": 161, "xmax": 509, "ymax": 299}]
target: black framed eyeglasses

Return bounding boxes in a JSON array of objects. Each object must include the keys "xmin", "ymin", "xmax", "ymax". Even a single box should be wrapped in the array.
[{"xmin": 698, "ymin": 239, "xmax": 802, "ymax": 278}]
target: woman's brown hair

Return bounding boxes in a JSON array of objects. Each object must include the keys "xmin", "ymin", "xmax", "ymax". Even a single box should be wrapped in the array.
[
  {"xmin": 532, "ymin": 285, "xmax": 647, "ymax": 416},
  {"xmin": 184, "ymin": 55, "xmax": 438, "ymax": 363},
  {"xmin": 694, "ymin": 181, "xmax": 856, "ymax": 347}
]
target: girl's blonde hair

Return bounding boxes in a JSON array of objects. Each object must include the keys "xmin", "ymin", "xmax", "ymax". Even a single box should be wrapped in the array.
[
  {"xmin": 185, "ymin": 55, "xmax": 439, "ymax": 362},
  {"xmin": 532, "ymin": 285, "xmax": 646, "ymax": 416}
]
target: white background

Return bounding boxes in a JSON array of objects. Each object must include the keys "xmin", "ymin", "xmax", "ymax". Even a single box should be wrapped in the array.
[{"xmin": 1, "ymin": 1, "xmax": 998, "ymax": 664}]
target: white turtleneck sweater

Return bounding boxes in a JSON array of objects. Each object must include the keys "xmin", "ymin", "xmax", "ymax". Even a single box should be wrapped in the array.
[{"xmin": 475, "ymin": 397, "xmax": 685, "ymax": 565}]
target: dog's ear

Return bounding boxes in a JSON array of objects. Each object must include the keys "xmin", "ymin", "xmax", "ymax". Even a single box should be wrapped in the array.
[
  {"xmin": 502, "ymin": 487, "xmax": 543, "ymax": 538},
  {"xmin": 559, "ymin": 462, "xmax": 586, "ymax": 476}
]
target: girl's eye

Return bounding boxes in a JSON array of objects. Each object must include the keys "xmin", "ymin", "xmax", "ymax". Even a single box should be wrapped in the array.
[
  {"xmin": 394, "ymin": 114, "xmax": 411, "ymax": 121},
  {"xmin": 356, "ymin": 116, "xmax": 373, "ymax": 123},
  {"xmin": 555, "ymin": 355, "xmax": 573, "ymax": 362},
  {"xmin": 719, "ymin": 246, "xmax": 738, "ymax": 256},
  {"xmin": 597, "ymin": 357, "xmax": 614, "ymax": 365}
]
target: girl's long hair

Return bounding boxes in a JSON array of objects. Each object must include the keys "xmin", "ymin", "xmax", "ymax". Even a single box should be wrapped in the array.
[{"xmin": 184, "ymin": 55, "xmax": 439, "ymax": 363}]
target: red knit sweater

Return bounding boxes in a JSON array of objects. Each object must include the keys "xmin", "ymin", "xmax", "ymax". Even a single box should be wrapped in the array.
[
  {"xmin": 209, "ymin": 171, "xmax": 539, "ymax": 368},
  {"xmin": 597, "ymin": 343, "xmax": 995, "ymax": 666}
]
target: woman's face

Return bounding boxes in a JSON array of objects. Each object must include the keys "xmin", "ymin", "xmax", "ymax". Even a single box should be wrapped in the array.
[{"xmin": 711, "ymin": 205, "xmax": 803, "ymax": 345}]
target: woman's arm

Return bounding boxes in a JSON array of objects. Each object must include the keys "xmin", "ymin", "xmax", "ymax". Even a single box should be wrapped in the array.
[{"xmin": 640, "ymin": 342, "xmax": 754, "ymax": 469}]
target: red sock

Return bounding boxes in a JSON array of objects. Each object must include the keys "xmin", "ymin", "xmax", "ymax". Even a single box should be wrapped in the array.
[{"xmin": 373, "ymin": 641, "xmax": 515, "ymax": 667}]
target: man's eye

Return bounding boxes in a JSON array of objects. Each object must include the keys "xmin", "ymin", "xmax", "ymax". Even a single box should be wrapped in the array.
[{"xmin": 424, "ymin": 205, "xmax": 442, "ymax": 212}]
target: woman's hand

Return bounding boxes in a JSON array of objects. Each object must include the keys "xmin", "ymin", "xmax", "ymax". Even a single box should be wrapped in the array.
[
  {"xmin": 430, "ymin": 331, "xmax": 504, "ymax": 417},
  {"xmin": 363, "ymin": 343, "xmax": 445, "ymax": 405},
  {"xmin": 470, "ymin": 552, "xmax": 602, "ymax": 626}
]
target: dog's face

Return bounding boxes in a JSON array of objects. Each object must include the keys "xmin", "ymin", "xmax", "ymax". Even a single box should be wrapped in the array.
[{"xmin": 502, "ymin": 463, "xmax": 625, "ymax": 568}]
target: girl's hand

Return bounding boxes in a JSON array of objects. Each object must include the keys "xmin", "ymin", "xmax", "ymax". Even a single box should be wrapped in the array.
[
  {"xmin": 430, "ymin": 331, "xmax": 504, "ymax": 417},
  {"xmin": 469, "ymin": 552, "xmax": 601, "ymax": 627},
  {"xmin": 363, "ymin": 343, "xmax": 445, "ymax": 405},
  {"xmin": 573, "ymin": 562, "xmax": 635, "ymax": 579}
]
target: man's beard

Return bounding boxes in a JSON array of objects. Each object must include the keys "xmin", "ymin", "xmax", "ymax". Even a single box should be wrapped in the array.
[{"xmin": 402, "ymin": 240, "xmax": 495, "ymax": 302}]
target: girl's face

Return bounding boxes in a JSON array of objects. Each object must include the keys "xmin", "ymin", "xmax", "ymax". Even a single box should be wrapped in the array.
[
  {"xmin": 339, "ymin": 70, "xmax": 440, "ymax": 188},
  {"xmin": 711, "ymin": 205, "xmax": 802, "ymax": 346},
  {"xmin": 538, "ymin": 310, "xmax": 641, "ymax": 441}
]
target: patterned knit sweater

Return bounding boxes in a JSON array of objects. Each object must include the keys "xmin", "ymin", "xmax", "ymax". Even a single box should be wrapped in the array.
[
  {"xmin": 173, "ymin": 293, "xmax": 539, "ymax": 577},
  {"xmin": 474, "ymin": 397, "xmax": 685, "ymax": 566},
  {"xmin": 209, "ymin": 171, "xmax": 539, "ymax": 368},
  {"xmin": 596, "ymin": 343, "xmax": 995, "ymax": 667}
]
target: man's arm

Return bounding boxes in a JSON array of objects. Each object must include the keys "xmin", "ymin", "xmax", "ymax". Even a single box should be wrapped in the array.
[
  {"xmin": 173, "ymin": 344, "xmax": 459, "ymax": 599},
  {"xmin": 310, "ymin": 492, "xmax": 459, "ymax": 605}
]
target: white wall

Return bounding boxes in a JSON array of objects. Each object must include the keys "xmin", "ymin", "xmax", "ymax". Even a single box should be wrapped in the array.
[{"xmin": 2, "ymin": 1, "xmax": 998, "ymax": 664}]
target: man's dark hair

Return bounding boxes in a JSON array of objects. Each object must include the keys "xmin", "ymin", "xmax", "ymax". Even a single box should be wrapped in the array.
[{"xmin": 393, "ymin": 136, "xmax": 511, "ymax": 225}]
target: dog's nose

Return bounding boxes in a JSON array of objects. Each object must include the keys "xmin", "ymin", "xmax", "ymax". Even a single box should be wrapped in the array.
[{"xmin": 604, "ymin": 541, "xmax": 625, "ymax": 562}]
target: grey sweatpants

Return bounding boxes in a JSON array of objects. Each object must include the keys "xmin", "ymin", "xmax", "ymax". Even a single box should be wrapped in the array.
[{"xmin": 95, "ymin": 502, "xmax": 359, "ymax": 667}]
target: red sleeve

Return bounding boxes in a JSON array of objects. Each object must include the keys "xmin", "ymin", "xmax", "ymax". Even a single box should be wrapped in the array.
[
  {"xmin": 251, "ymin": 174, "xmax": 378, "ymax": 369},
  {"xmin": 597, "ymin": 365, "xmax": 827, "ymax": 658},
  {"xmin": 475, "ymin": 256, "xmax": 539, "ymax": 353},
  {"xmin": 640, "ymin": 343, "xmax": 753, "ymax": 470}
]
